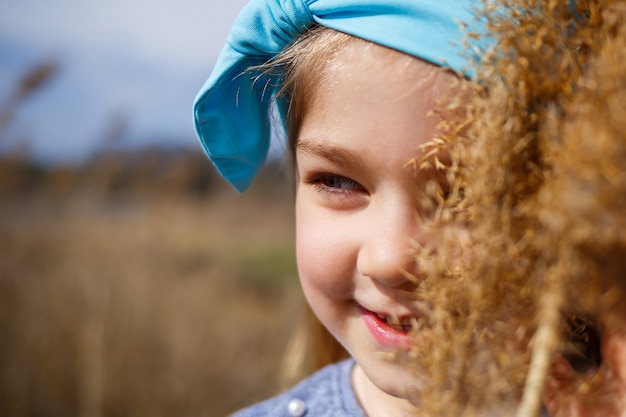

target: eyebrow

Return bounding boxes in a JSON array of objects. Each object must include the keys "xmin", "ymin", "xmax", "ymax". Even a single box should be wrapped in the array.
[{"xmin": 296, "ymin": 137, "xmax": 365, "ymax": 169}]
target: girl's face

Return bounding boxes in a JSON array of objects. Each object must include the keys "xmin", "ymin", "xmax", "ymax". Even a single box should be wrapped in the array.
[{"xmin": 294, "ymin": 41, "xmax": 458, "ymax": 410}]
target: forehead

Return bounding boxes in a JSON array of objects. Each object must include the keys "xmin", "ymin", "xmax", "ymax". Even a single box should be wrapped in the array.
[
  {"xmin": 297, "ymin": 40, "xmax": 458, "ymax": 167},
  {"xmin": 310, "ymin": 39, "xmax": 456, "ymax": 123},
  {"xmin": 329, "ymin": 39, "xmax": 441, "ymax": 83}
]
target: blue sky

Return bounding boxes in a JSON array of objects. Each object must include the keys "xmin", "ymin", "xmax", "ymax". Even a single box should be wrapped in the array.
[{"xmin": 0, "ymin": 0, "xmax": 248, "ymax": 163}]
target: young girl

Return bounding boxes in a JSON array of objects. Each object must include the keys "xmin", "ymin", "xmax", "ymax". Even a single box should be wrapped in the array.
[
  {"xmin": 194, "ymin": 0, "xmax": 626, "ymax": 416},
  {"xmin": 193, "ymin": 1, "xmax": 483, "ymax": 416}
]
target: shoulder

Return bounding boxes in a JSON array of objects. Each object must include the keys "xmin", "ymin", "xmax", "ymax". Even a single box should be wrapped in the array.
[{"xmin": 230, "ymin": 359, "xmax": 365, "ymax": 417}]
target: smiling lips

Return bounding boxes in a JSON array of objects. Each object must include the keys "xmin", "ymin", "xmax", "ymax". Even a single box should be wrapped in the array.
[{"xmin": 358, "ymin": 305, "xmax": 416, "ymax": 348}]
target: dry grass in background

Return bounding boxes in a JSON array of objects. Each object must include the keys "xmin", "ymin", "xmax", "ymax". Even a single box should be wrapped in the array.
[{"xmin": 0, "ymin": 160, "xmax": 301, "ymax": 417}]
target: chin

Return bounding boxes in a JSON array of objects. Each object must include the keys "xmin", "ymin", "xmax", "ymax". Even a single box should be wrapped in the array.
[{"xmin": 362, "ymin": 353, "xmax": 424, "ymax": 399}]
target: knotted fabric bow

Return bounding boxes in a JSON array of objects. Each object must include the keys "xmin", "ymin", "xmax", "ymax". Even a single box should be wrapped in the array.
[{"xmin": 193, "ymin": 0, "xmax": 486, "ymax": 192}]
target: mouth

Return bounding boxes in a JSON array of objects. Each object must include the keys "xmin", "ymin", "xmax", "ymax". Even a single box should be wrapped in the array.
[
  {"xmin": 374, "ymin": 312, "xmax": 415, "ymax": 332},
  {"xmin": 358, "ymin": 305, "xmax": 418, "ymax": 348}
]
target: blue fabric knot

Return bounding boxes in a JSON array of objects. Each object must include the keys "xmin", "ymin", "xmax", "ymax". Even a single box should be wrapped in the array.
[{"xmin": 234, "ymin": 0, "xmax": 313, "ymax": 55}]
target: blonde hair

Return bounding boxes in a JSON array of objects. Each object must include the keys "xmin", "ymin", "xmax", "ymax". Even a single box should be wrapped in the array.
[{"xmin": 262, "ymin": 25, "xmax": 355, "ymax": 157}]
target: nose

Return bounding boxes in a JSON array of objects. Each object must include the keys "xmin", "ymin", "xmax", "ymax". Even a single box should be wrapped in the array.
[{"xmin": 356, "ymin": 201, "xmax": 422, "ymax": 288}]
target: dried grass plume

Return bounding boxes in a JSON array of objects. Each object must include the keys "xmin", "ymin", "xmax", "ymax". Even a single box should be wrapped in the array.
[{"xmin": 403, "ymin": 1, "xmax": 626, "ymax": 416}]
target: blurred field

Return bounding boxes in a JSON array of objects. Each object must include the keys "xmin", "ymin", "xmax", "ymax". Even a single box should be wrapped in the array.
[{"xmin": 0, "ymin": 152, "xmax": 302, "ymax": 417}]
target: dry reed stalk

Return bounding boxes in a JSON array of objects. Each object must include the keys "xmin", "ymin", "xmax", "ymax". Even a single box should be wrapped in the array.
[{"xmin": 403, "ymin": 0, "xmax": 626, "ymax": 415}]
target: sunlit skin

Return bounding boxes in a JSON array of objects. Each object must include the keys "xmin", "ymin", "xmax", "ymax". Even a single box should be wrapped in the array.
[{"xmin": 294, "ymin": 40, "xmax": 458, "ymax": 417}]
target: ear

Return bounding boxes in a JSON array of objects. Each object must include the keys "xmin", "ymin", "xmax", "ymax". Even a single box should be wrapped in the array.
[{"xmin": 543, "ymin": 329, "xmax": 626, "ymax": 417}]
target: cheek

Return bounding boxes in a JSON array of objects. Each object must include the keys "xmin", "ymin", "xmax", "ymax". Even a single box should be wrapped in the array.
[{"xmin": 295, "ymin": 210, "xmax": 355, "ymax": 299}]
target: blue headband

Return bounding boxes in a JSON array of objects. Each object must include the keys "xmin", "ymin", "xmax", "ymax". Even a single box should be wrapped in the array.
[{"xmin": 194, "ymin": 0, "xmax": 486, "ymax": 192}]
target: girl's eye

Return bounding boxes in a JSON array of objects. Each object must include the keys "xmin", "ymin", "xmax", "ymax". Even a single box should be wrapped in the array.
[
  {"xmin": 320, "ymin": 175, "xmax": 360, "ymax": 190},
  {"xmin": 304, "ymin": 173, "xmax": 365, "ymax": 194}
]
